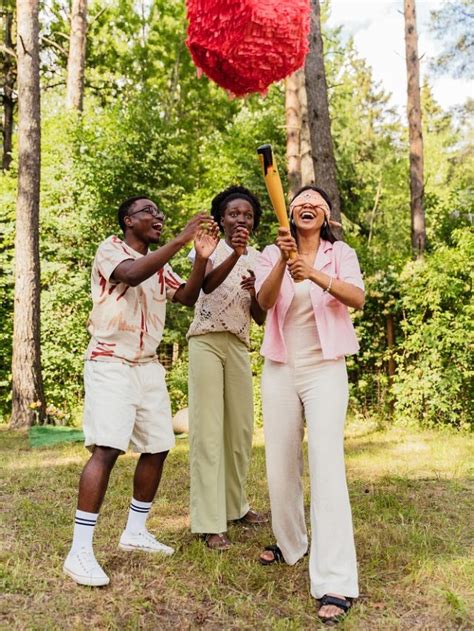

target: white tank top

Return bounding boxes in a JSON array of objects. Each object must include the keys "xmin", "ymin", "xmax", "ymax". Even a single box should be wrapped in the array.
[{"xmin": 283, "ymin": 279, "xmax": 321, "ymax": 363}]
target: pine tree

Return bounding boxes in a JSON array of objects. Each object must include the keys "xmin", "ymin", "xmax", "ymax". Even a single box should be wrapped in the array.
[{"xmin": 11, "ymin": 0, "xmax": 45, "ymax": 427}]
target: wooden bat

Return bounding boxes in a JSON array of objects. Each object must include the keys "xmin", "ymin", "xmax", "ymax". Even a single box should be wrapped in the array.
[{"xmin": 257, "ymin": 144, "xmax": 296, "ymax": 259}]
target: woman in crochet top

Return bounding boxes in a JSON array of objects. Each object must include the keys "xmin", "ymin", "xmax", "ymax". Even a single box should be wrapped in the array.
[{"xmin": 187, "ymin": 185, "xmax": 267, "ymax": 551}]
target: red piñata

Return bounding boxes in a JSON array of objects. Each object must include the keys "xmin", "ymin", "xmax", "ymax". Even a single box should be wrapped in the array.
[{"xmin": 186, "ymin": 0, "xmax": 311, "ymax": 97}]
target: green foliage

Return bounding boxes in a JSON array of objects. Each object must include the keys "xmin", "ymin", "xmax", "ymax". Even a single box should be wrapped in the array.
[
  {"xmin": 1, "ymin": 0, "xmax": 472, "ymax": 431},
  {"xmin": 324, "ymin": 35, "xmax": 411, "ymax": 269},
  {"xmin": 348, "ymin": 267, "xmax": 401, "ymax": 422},
  {"xmin": 37, "ymin": 109, "xmax": 93, "ymax": 417},
  {"xmin": 165, "ymin": 351, "xmax": 189, "ymax": 415},
  {"xmin": 393, "ymin": 229, "xmax": 473, "ymax": 429},
  {"xmin": 182, "ymin": 84, "xmax": 287, "ymax": 250},
  {"xmin": 429, "ymin": 0, "xmax": 474, "ymax": 79},
  {"xmin": 0, "ymin": 172, "xmax": 16, "ymax": 420},
  {"xmin": 421, "ymin": 84, "xmax": 474, "ymax": 251},
  {"xmin": 249, "ymin": 324, "xmax": 265, "ymax": 426}
]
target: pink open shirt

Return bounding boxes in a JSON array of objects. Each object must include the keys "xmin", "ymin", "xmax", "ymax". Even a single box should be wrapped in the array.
[{"xmin": 254, "ymin": 240, "xmax": 364, "ymax": 362}]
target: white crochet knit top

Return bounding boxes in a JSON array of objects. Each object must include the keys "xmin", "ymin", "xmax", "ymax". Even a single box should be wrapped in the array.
[{"xmin": 187, "ymin": 239, "xmax": 259, "ymax": 347}]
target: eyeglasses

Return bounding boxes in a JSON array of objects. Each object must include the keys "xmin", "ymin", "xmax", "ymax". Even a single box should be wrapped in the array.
[
  {"xmin": 128, "ymin": 205, "xmax": 165, "ymax": 222},
  {"xmin": 290, "ymin": 203, "xmax": 328, "ymax": 215}
]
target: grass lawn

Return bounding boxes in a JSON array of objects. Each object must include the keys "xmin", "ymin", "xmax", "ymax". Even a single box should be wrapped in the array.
[{"xmin": 1, "ymin": 421, "xmax": 473, "ymax": 630}]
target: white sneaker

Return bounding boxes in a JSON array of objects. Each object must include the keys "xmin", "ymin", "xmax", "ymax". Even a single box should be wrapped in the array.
[
  {"xmin": 118, "ymin": 529, "xmax": 175, "ymax": 555},
  {"xmin": 63, "ymin": 546, "xmax": 110, "ymax": 587}
]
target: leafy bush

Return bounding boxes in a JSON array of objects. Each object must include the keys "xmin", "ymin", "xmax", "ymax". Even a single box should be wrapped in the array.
[
  {"xmin": 393, "ymin": 229, "xmax": 473, "ymax": 429},
  {"xmin": 0, "ymin": 173, "xmax": 16, "ymax": 421},
  {"xmin": 165, "ymin": 351, "xmax": 189, "ymax": 416},
  {"xmin": 348, "ymin": 266, "xmax": 401, "ymax": 422}
]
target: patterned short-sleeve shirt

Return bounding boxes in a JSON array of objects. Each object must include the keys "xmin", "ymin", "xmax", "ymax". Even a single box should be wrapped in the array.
[{"xmin": 84, "ymin": 235, "xmax": 184, "ymax": 364}]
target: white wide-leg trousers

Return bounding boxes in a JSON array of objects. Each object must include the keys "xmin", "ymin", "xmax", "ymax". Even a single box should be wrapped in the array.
[{"xmin": 261, "ymin": 351, "xmax": 359, "ymax": 599}]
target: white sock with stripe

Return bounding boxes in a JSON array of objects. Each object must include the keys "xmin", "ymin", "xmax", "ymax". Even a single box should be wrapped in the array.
[
  {"xmin": 125, "ymin": 498, "xmax": 152, "ymax": 534},
  {"xmin": 71, "ymin": 509, "xmax": 98, "ymax": 552}
]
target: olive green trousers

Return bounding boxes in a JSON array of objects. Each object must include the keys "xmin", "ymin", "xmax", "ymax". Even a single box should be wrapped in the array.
[{"xmin": 188, "ymin": 332, "xmax": 254, "ymax": 533}]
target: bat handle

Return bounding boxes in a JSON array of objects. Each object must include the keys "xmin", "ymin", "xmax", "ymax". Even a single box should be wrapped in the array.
[{"xmin": 285, "ymin": 245, "xmax": 301, "ymax": 281}]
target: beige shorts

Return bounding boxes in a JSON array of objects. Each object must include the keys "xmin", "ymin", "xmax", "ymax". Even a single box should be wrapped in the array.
[{"xmin": 83, "ymin": 360, "xmax": 176, "ymax": 454}]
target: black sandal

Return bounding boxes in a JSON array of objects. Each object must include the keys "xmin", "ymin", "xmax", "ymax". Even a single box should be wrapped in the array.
[
  {"xmin": 259, "ymin": 544, "xmax": 285, "ymax": 565},
  {"xmin": 317, "ymin": 595, "xmax": 353, "ymax": 626}
]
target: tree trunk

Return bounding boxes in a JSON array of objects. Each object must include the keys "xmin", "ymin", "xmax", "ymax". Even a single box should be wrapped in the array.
[
  {"xmin": 66, "ymin": 0, "xmax": 87, "ymax": 111},
  {"xmin": 386, "ymin": 314, "xmax": 396, "ymax": 380},
  {"xmin": 386, "ymin": 314, "xmax": 396, "ymax": 415},
  {"xmin": 304, "ymin": 0, "xmax": 341, "ymax": 226},
  {"xmin": 285, "ymin": 68, "xmax": 315, "ymax": 199},
  {"xmin": 285, "ymin": 71, "xmax": 302, "ymax": 199},
  {"xmin": 404, "ymin": 0, "xmax": 426, "ymax": 258},
  {"xmin": 298, "ymin": 69, "xmax": 315, "ymax": 187},
  {"xmin": 2, "ymin": 9, "xmax": 15, "ymax": 171},
  {"xmin": 11, "ymin": 0, "xmax": 45, "ymax": 428}
]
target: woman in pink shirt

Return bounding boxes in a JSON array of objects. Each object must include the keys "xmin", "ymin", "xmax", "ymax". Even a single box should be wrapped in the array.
[{"xmin": 254, "ymin": 186, "xmax": 364, "ymax": 625}]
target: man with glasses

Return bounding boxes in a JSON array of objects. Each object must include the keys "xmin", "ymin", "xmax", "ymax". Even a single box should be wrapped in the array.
[{"xmin": 63, "ymin": 195, "xmax": 219, "ymax": 587}]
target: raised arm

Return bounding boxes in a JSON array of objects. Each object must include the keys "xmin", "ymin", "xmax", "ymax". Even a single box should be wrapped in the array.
[
  {"xmin": 173, "ymin": 226, "xmax": 220, "ymax": 306},
  {"xmin": 240, "ymin": 270, "xmax": 266, "ymax": 324},
  {"xmin": 287, "ymin": 247, "xmax": 365, "ymax": 310},
  {"xmin": 112, "ymin": 213, "xmax": 213, "ymax": 287},
  {"xmin": 257, "ymin": 228, "xmax": 296, "ymax": 311},
  {"xmin": 307, "ymin": 267, "xmax": 364, "ymax": 309},
  {"xmin": 201, "ymin": 226, "xmax": 249, "ymax": 294}
]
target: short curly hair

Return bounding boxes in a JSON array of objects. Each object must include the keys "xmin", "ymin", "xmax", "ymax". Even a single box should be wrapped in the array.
[{"xmin": 210, "ymin": 185, "xmax": 262, "ymax": 233}]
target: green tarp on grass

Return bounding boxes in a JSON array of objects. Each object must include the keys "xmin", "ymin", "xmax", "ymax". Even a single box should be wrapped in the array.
[
  {"xmin": 28, "ymin": 425, "xmax": 188, "ymax": 448},
  {"xmin": 29, "ymin": 425, "xmax": 84, "ymax": 448}
]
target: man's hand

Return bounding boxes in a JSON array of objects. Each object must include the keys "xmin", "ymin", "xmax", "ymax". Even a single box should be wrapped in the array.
[
  {"xmin": 240, "ymin": 270, "xmax": 256, "ymax": 297},
  {"xmin": 287, "ymin": 256, "xmax": 313, "ymax": 282},
  {"xmin": 178, "ymin": 212, "xmax": 214, "ymax": 245},
  {"xmin": 231, "ymin": 226, "xmax": 250, "ymax": 257},
  {"xmin": 275, "ymin": 227, "xmax": 297, "ymax": 260},
  {"xmin": 194, "ymin": 221, "xmax": 219, "ymax": 259}
]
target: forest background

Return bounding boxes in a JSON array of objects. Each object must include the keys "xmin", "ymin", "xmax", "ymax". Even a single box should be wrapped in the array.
[{"xmin": 0, "ymin": 0, "xmax": 472, "ymax": 431}]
